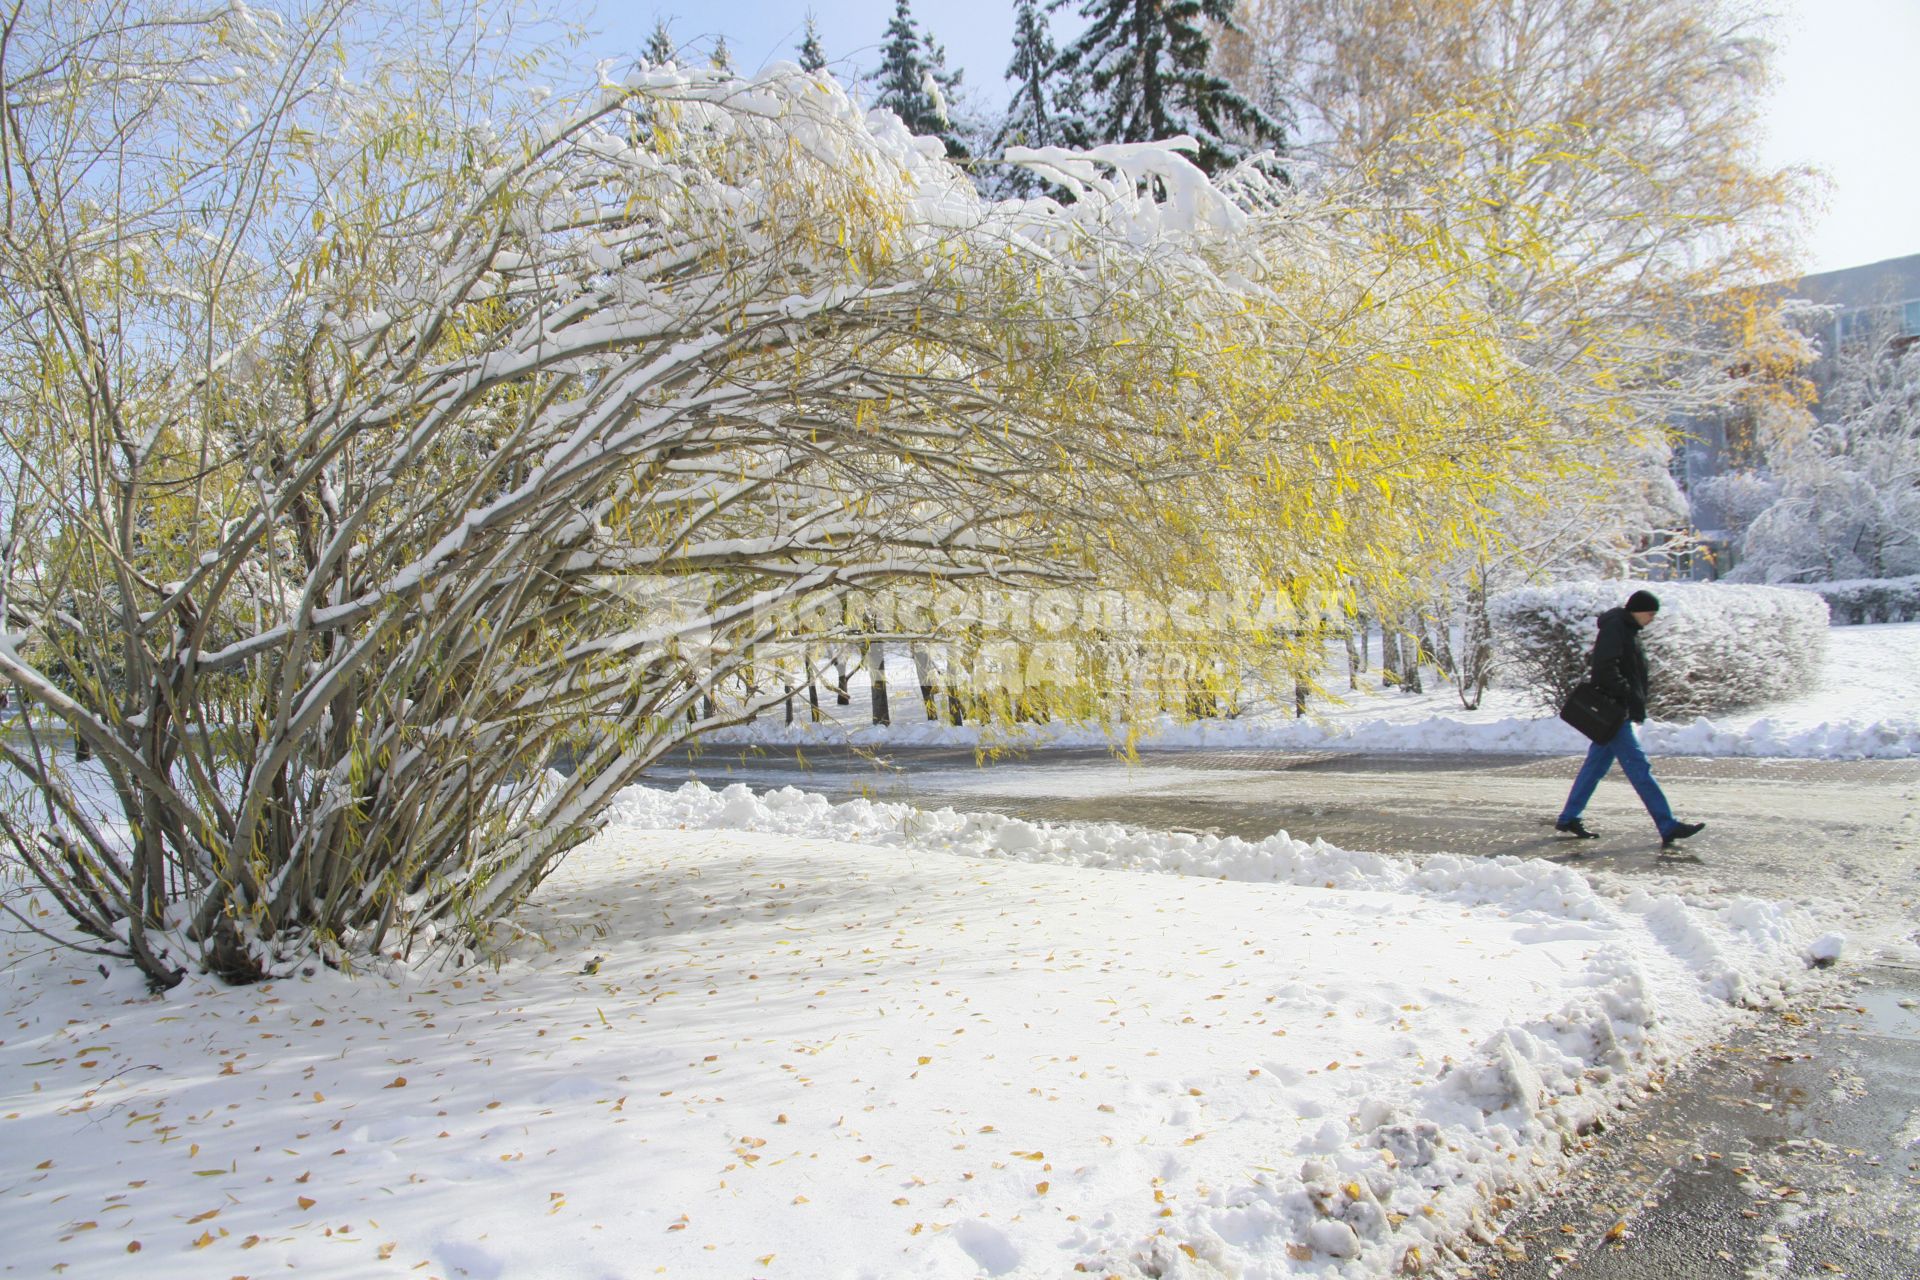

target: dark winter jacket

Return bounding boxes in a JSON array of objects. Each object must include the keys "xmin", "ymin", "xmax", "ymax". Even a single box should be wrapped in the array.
[{"xmin": 1589, "ymin": 607, "xmax": 1651, "ymax": 724}]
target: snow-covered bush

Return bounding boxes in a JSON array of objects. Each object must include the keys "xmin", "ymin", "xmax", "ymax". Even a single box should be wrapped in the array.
[
  {"xmin": 0, "ymin": 3, "xmax": 1566, "ymax": 986},
  {"xmin": 1783, "ymin": 576, "xmax": 1920, "ymax": 625},
  {"xmin": 1490, "ymin": 581, "xmax": 1828, "ymax": 718}
]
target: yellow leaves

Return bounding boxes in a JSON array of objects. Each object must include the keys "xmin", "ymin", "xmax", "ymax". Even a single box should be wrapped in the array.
[
  {"xmin": 191, "ymin": 1230, "xmax": 216, "ymax": 1249},
  {"xmin": 297, "ymin": 1196, "xmax": 317, "ymax": 1211},
  {"xmin": 382, "ymin": 1076, "xmax": 407, "ymax": 1089}
]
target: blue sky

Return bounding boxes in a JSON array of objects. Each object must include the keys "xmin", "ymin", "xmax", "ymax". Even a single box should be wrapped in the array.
[
  {"xmin": 581, "ymin": 0, "xmax": 1916, "ymax": 275},
  {"xmin": 590, "ymin": 1, "xmax": 1029, "ymax": 100}
]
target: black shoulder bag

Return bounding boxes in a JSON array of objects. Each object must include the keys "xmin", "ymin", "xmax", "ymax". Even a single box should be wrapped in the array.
[{"xmin": 1559, "ymin": 681, "xmax": 1626, "ymax": 744}]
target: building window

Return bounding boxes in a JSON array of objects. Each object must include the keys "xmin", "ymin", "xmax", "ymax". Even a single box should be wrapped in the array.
[{"xmin": 1839, "ymin": 305, "xmax": 1906, "ymax": 345}]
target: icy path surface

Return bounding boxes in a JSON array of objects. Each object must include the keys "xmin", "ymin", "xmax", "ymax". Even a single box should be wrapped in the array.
[{"xmin": 0, "ymin": 783, "xmax": 1833, "ymax": 1279}]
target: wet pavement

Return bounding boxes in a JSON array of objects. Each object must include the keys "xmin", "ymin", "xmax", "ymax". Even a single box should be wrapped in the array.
[
  {"xmin": 1459, "ymin": 965, "xmax": 1920, "ymax": 1279},
  {"xmin": 642, "ymin": 742, "xmax": 1920, "ymax": 1277},
  {"xmin": 650, "ymin": 744, "xmax": 1920, "ymax": 904}
]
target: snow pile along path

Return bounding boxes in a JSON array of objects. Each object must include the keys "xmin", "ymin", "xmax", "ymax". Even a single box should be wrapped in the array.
[{"xmin": 0, "ymin": 783, "xmax": 1832, "ymax": 1279}]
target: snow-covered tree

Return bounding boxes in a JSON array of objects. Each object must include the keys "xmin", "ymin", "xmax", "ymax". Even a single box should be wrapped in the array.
[
  {"xmin": 1692, "ymin": 471, "xmax": 1780, "ymax": 542},
  {"xmin": 797, "ymin": 13, "xmax": 827, "ymax": 73},
  {"xmin": 870, "ymin": 0, "xmax": 967, "ymax": 156},
  {"xmin": 1056, "ymin": 0, "xmax": 1286, "ymax": 175},
  {"xmin": 996, "ymin": 0, "xmax": 1062, "ymax": 153},
  {"xmin": 709, "ymin": 34, "xmax": 734, "ymax": 73},
  {"xmin": 1733, "ymin": 333, "xmax": 1920, "ymax": 582},
  {"xmin": 644, "ymin": 17, "xmax": 675, "ymax": 65},
  {"xmin": 1238, "ymin": 0, "xmax": 1804, "ymax": 700}
]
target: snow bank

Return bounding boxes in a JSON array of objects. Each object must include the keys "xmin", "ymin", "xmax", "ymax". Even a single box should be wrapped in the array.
[
  {"xmin": 616, "ymin": 781, "xmax": 1826, "ymax": 1008},
  {"xmin": 711, "ymin": 703, "xmax": 1920, "ymax": 759},
  {"xmin": 712, "ymin": 621, "xmax": 1920, "ymax": 759},
  {"xmin": 0, "ymin": 783, "xmax": 1831, "ymax": 1280}
]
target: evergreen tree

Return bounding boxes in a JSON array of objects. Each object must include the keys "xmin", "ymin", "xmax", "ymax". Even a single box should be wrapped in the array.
[
  {"xmin": 996, "ymin": 0, "xmax": 1061, "ymax": 152},
  {"xmin": 643, "ymin": 18, "xmax": 675, "ymax": 66},
  {"xmin": 710, "ymin": 34, "xmax": 734, "ymax": 73},
  {"xmin": 797, "ymin": 12, "xmax": 827, "ymax": 73},
  {"xmin": 870, "ymin": 0, "xmax": 968, "ymax": 157},
  {"xmin": 1057, "ymin": 0, "xmax": 1285, "ymax": 174}
]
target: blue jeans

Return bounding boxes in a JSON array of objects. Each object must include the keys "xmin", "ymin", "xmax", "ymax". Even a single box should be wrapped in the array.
[{"xmin": 1558, "ymin": 721, "xmax": 1676, "ymax": 836}]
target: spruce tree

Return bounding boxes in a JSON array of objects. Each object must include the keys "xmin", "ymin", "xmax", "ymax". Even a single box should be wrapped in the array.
[
  {"xmin": 1057, "ymin": 0, "xmax": 1285, "ymax": 175},
  {"xmin": 997, "ymin": 0, "xmax": 1060, "ymax": 152},
  {"xmin": 797, "ymin": 13, "xmax": 827, "ymax": 73},
  {"xmin": 710, "ymin": 34, "xmax": 734, "ymax": 73},
  {"xmin": 993, "ymin": 0, "xmax": 1081, "ymax": 195},
  {"xmin": 643, "ymin": 17, "xmax": 675, "ymax": 67},
  {"xmin": 871, "ymin": 0, "xmax": 968, "ymax": 158}
]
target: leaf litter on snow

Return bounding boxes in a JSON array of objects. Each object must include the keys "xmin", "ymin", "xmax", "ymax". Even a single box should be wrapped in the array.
[{"xmin": 0, "ymin": 782, "xmax": 1838, "ymax": 1278}]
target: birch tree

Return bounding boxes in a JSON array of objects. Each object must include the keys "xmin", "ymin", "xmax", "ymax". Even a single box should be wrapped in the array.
[{"xmin": 1228, "ymin": 0, "xmax": 1805, "ymax": 701}]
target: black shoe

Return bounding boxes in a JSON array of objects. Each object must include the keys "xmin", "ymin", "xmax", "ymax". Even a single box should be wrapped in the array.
[
  {"xmin": 1661, "ymin": 821, "xmax": 1705, "ymax": 846},
  {"xmin": 1555, "ymin": 819, "xmax": 1599, "ymax": 839}
]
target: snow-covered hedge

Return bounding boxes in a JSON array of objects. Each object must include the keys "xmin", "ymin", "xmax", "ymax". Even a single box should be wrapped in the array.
[
  {"xmin": 1782, "ymin": 575, "xmax": 1920, "ymax": 625},
  {"xmin": 1490, "ymin": 581, "xmax": 1828, "ymax": 718}
]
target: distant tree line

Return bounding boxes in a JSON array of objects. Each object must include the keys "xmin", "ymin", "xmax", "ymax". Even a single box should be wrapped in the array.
[{"xmin": 641, "ymin": 1, "xmax": 1288, "ymax": 179}]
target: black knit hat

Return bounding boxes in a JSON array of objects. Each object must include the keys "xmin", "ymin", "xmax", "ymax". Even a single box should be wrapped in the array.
[{"xmin": 1625, "ymin": 589, "xmax": 1661, "ymax": 614}]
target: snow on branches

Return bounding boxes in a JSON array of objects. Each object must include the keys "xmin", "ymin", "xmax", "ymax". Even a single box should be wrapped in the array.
[{"xmin": 1, "ymin": 13, "xmax": 1562, "ymax": 984}]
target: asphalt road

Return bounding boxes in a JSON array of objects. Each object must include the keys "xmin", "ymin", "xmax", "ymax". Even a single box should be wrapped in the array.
[
  {"xmin": 650, "ymin": 743, "xmax": 1920, "ymax": 905},
  {"xmin": 644, "ymin": 742, "xmax": 1920, "ymax": 1278}
]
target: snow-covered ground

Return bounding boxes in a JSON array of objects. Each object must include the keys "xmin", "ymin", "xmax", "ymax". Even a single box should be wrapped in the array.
[
  {"xmin": 712, "ymin": 622, "xmax": 1920, "ymax": 759},
  {"xmin": 0, "ymin": 782, "xmax": 1837, "ymax": 1279}
]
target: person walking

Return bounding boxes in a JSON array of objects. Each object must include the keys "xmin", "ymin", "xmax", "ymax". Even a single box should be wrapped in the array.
[{"xmin": 1554, "ymin": 590, "xmax": 1705, "ymax": 847}]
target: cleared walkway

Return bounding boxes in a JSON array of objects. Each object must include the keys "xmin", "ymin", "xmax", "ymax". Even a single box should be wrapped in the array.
[{"xmin": 653, "ymin": 743, "xmax": 1920, "ymax": 904}]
